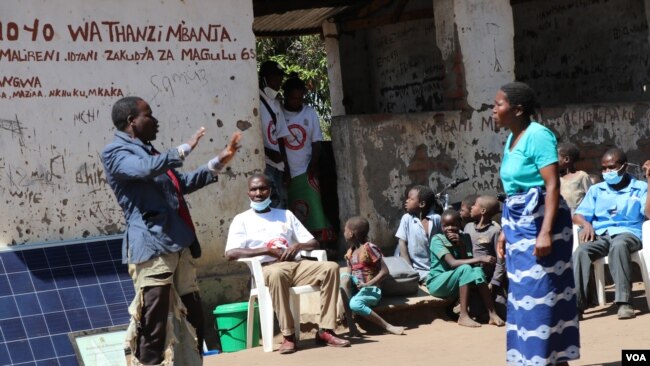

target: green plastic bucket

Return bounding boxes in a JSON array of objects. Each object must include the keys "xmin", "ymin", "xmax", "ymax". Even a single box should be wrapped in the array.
[{"xmin": 213, "ymin": 302, "xmax": 260, "ymax": 352}]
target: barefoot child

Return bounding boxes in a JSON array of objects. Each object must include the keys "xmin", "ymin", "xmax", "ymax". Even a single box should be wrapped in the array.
[
  {"xmin": 395, "ymin": 185, "xmax": 442, "ymax": 282},
  {"xmin": 558, "ymin": 142, "xmax": 591, "ymax": 214},
  {"xmin": 426, "ymin": 209, "xmax": 504, "ymax": 327},
  {"xmin": 465, "ymin": 195, "xmax": 507, "ymax": 319},
  {"xmin": 341, "ymin": 217, "xmax": 405, "ymax": 336}
]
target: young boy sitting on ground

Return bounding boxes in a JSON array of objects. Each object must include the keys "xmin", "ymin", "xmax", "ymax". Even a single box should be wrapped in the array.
[
  {"xmin": 395, "ymin": 185, "xmax": 442, "ymax": 282},
  {"xmin": 426, "ymin": 209, "xmax": 505, "ymax": 328},
  {"xmin": 341, "ymin": 216, "xmax": 405, "ymax": 336},
  {"xmin": 465, "ymin": 195, "xmax": 507, "ymax": 319}
]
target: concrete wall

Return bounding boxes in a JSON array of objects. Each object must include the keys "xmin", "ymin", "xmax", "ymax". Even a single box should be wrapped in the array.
[
  {"xmin": 367, "ymin": 18, "xmax": 445, "ymax": 113},
  {"xmin": 332, "ymin": 103, "xmax": 650, "ymax": 254},
  {"xmin": 449, "ymin": 0, "xmax": 515, "ymax": 110},
  {"xmin": 1, "ymin": 0, "xmax": 263, "ymax": 346},
  {"xmin": 339, "ymin": 18, "xmax": 446, "ymax": 114},
  {"xmin": 332, "ymin": 111, "xmax": 501, "ymax": 254},
  {"xmin": 331, "ymin": 0, "xmax": 650, "ymax": 256},
  {"xmin": 339, "ymin": 0, "xmax": 517, "ymax": 115},
  {"xmin": 338, "ymin": 30, "xmax": 373, "ymax": 114},
  {"xmin": 513, "ymin": 0, "xmax": 650, "ymax": 106}
]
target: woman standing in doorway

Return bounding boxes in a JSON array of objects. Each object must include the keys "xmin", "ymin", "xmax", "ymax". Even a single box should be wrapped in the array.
[{"xmin": 494, "ymin": 82, "xmax": 580, "ymax": 366}]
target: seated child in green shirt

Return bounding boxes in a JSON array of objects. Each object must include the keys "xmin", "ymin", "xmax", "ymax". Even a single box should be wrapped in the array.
[
  {"xmin": 426, "ymin": 209, "xmax": 505, "ymax": 328},
  {"xmin": 340, "ymin": 216, "xmax": 405, "ymax": 336}
]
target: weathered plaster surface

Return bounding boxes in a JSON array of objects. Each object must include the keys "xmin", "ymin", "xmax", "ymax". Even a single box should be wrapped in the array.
[
  {"xmin": 332, "ymin": 103, "xmax": 650, "ymax": 253},
  {"xmin": 0, "ymin": 1, "xmax": 265, "ymax": 341},
  {"xmin": 339, "ymin": 18, "xmax": 445, "ymax": 114},
  {"xmin": 433, "ymin": 0, "xmax": 456, "ymax": 60},
  {"xmin": 513, "ymin": 0, "xmax": 650, "ymax": 106},
  {"xmin": 453, "ymin": 0, "xmax": 515, "ymax": 110}
]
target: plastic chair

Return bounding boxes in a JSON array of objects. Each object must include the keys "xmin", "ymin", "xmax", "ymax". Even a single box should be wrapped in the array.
[
  {"xmin": 572, "ymin": 222, "xmax": 650, "ymax": 310},
  {"xmin": 238, "ymin": 250, "xmax": 327, "ymax": 352}
]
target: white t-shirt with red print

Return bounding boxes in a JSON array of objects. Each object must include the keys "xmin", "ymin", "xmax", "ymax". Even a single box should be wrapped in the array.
[
  {"xmin": 260, "ymin": 90, "xmax": 290, "ymax": 170},
  {"xmin": 281, "ymin": 105, "xmax": 323, "ymax": 178},
  {"xmin": 225, "ymin": 208, "xmax": 314, "ymax": 264}
]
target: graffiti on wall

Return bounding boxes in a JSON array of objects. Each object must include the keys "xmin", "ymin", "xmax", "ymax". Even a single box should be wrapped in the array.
[
  {"xmin": 0, "ymin": 0, "xmax": 259, "ymax": 245},
  {"xmin": 366, "ymin": 19, "xmax": 446, "ymax": 113},
  {"xmin": 513, "ymin": 0, "xmax": 650, "ymax": 105},
  {"xmin": 333, "ymin": 103, "xmax": 650, "ymax": 251}
]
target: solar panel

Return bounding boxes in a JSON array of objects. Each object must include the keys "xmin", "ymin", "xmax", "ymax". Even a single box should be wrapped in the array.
[{"xmin": 0, "ymin": 236, "xmax": 133, "ymax": 366}]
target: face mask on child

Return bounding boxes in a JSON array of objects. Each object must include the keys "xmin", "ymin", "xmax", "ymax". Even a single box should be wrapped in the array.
[
  {"xmin": 250, "ymin": 197, "xmax": 272, "ymax": 211},
  {"xmin": 602, "ymin": 165, "xmax": 625, "ymax": 185}
]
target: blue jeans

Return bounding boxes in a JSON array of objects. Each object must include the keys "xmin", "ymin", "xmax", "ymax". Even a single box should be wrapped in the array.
[
  {"xmin": 264, "ymin": 164, "xmax": 287, "ymax": 209},
  {"xmin": 342, "ymin": 274, "xmax": 381, "ymax": 316}
]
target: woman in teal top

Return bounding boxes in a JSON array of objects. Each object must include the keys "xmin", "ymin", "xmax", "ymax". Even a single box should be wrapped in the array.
[
  {"xmin": 500, "ymin": 121, "xmax": 558, "ymax": 195},
  {"xmin": 494, "ymin": 82, "xmax": 579, "ymax": 366}
]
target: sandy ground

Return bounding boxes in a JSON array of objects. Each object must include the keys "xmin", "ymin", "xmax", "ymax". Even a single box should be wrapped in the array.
[{"xmin": 205, "ymin": 283, "xmax": 650, "ymax": 366}]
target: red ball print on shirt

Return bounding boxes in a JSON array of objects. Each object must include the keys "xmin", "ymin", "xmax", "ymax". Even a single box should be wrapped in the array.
[
  {"xmin": 285, "ymin": 124, "xmax": 307, "ymax": 151},
  {"xmin": 266, "ymin": 237, "xmax": 289, "ymax": 250}
]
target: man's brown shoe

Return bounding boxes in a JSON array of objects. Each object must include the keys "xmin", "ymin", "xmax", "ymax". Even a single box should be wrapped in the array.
[
  {"xmin": 315, "ymin": 330, "xmax": 351, "ymax": 347},
  {"xmin": 278, "ymin": 335, "xmax": 296, "ymax": 354}
]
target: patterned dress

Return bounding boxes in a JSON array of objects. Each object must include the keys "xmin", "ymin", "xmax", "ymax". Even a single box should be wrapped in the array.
[
  {"xmin": 500, "ymin": 122, "xmax": 580, "ymax": 365},
  {"xmin": 502, "ymin": 188, "xmax": 580, "ymax": 365}
]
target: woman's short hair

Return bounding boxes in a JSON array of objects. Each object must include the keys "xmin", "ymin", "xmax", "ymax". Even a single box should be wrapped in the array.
[{"xmin": 500, "ymin": 81, "xmax": 537, "ymax": 118}]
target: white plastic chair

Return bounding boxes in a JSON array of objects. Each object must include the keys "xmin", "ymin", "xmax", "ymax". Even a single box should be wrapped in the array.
[
  {"xmin": 572, "ymin": 222, "xmax": 650, "ymax": 310},
  {"xmin": 238, "ymin": 250, "xmax": 327, "ymax": 352}
]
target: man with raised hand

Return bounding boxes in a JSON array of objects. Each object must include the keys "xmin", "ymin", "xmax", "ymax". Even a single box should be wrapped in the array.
[{"xmin": 102, "ymin": 96, "xmax": 240, "ymax": 365}]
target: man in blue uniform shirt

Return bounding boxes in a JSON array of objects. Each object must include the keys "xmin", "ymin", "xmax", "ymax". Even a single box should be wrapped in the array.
[{"xmin": 573, "ymin": 148, "xmax": 650, "ymax": 319}]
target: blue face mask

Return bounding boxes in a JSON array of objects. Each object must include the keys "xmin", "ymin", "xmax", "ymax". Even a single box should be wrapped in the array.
[
  {"xmin": 250, "ymin": 197, "xmax": 272, "ymax": 211},
  {"xmin": 602, "ymin": 165, "xmax": 625, "ymax": 185}
]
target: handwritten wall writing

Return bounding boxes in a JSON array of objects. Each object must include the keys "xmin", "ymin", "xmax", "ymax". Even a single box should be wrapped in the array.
[
  {"xmin": 1, "ymin": 20, "xmax": 233, "ymax": 43},
  {"xmin": 366, "ymin": 19, "xmax": 446, "ymax": 113},
  {"xmin": 0, "ymin": 0, "xmax": 259, "ymax": 246},
  {"xmin": 513, "ymin": 0, "xmax": 650, "ymax": 105}
]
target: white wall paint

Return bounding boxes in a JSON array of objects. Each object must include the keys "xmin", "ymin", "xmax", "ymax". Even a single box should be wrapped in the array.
[
  {"xmin": 433, "ymin": 0, "xmax": 456, "ymax": 60},
  {"xmin": 322, "ymin": 20, "xmax": 346, "ymax": 117},
  {"xmin": 453, "ymin": 0, "xmax": 515, "ymax": 110},
  {"xmin": 0, "ymin": 0, "xmax": 264, "ymax": 271}
]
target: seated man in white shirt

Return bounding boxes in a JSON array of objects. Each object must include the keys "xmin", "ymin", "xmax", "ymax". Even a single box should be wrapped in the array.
[{"xmin": 225, "ymin": 173, "xmax": 350, "ymax": 354}]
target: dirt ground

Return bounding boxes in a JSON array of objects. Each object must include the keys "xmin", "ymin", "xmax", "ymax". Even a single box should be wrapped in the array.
[{"xmin": 205, "ymin": 283, "xmax": 650, "ymax": 366}]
